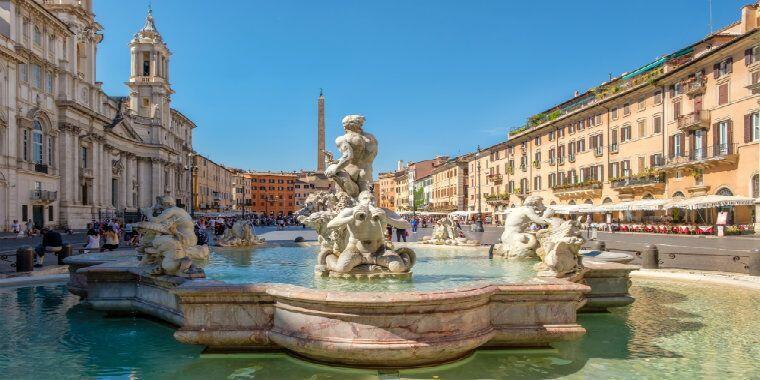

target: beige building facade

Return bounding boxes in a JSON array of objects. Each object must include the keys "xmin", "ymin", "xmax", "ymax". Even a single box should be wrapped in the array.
[
  {"xmin": 429, "ymin": 156, "xmax": 470, "ymax": 212},
  {"xmin": 0, "ymin": 1, "xmax": 196, "ymax": 230},
  {"xmin": 193, "ymin": 155, "xmax": 233, "ymax": 212},
  {"xmin": 499, "ymin": 4, "xmax": 760, "ymax": 226}
]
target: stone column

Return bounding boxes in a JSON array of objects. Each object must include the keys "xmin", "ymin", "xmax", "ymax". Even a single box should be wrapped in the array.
[
  {"xmin": 119, "ymin": 153, "xmax": 128, "ymax": 209},
  {"xmin": 151, "ymin": 158, "xmax": 163, "ymax": 201},
  {"xmin": 91, "ymin": 140, "xmax": 100, "ymax": 207}
]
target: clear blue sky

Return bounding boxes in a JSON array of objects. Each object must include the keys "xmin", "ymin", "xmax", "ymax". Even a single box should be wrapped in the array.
[{"xmin": 94, "ymin": 0, "xmax": 748, "ymax": 173}]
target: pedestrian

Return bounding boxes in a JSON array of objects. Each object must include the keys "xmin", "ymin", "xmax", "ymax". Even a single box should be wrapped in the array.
[
  {"xmin": 411, "ymin": 218, "xmax": 418, "ymax": 233},
  {"xmin": 26, "ymin": 219, "xmax": 35, "ymax": 237},
  {"xmin": 11, "ymin": 219, "xmax": 20, "ymax": 236},
  {"xmin": 386, "ymin": 224, "xmax": 393, "ymax": 241},
  {"xmin": 396, "ymin": 227, "xmax": 407, "ymax": 242},
  {"xmin": 84, "ymin": 228, "xmax": 100, "ymax": 253},
  {"xmin": 101, "ymin": 226, "xmax": 119, "ymax": 251},
  {"xmin": 35, "ymin": 227, "xmax": 63, "ymax": 268}
]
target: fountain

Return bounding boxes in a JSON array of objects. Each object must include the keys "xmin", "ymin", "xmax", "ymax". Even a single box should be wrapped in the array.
[
  {"xmin": 64, "ymin": 114, "xmax": 637, "ymax": 367},
  {"xmin": 419, "ymin": 216, "xmax": 480, "ymax": 246},
  {"xmin": 214, "ymin": 220, "xmax": 265, "ymax": 247}
]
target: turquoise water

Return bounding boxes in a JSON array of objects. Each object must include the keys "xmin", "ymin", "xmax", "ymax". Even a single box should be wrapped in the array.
[
  {"xmin": 1, "ymin": 279, "xmax": 758, "ymax": 379},
  {"xmin": 203, "ymin": 245, "xmax": 538, "ymax": 292}
]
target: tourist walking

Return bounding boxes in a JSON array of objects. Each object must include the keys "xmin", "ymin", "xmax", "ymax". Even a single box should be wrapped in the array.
[
  {"xmin": 396, "ymin": 227, "xmax": 407, "ymax": 242},
  {"xmin": 411, "ymin": 218, "xmax": 418, "ymax": 233},
  {"xmin": 11, "ymin": 220, "xmax": 20, "ymax": 236}
]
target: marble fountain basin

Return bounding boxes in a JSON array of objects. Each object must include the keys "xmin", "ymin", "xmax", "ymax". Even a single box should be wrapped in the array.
[{"xmin": 65, "ymin": 244, "xmax": 635, "ymax": 368}]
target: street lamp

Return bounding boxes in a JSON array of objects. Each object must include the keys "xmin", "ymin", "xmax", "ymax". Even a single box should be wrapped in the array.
[
  {"xmin": 474, "ymin": 145, "xmax": 485, "ymax": 232},
  {"xmin": 185, "ymin": 153, "xmax": 197, "ymax": 219}
]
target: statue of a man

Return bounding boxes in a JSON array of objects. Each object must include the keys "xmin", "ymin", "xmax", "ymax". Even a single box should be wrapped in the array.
[
  {"xmin": 496, "ymin": 195, "xmax": 551, "ymax": 259},
  {"xmin": 324, "ymin": 115, "xmax": 377, "ymax": 198}
]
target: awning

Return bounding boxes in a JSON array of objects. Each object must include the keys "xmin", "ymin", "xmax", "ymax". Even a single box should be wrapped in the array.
[
  {"xmin": 596, "ymin": 199, "xmax": 669, "ymax": 212},
  {"xmin": 547, "ymin": 204, "xmax": 595, "ymax": 215},
  {"xmin": 449, "ymin": 210, "xmax": 478, "ymax": 217},
  {"xmin": 664, "ymin": 195, "xmax": 756, "ymax": 210}
]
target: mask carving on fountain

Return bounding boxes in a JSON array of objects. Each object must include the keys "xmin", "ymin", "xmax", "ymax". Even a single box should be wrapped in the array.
[
  {"xmin": 134, "ymin": 195, "xmax": 210, "ymax": 277},
  {"xmin": 215, "ymin": 220, "xmax": 265, "ymax": 247},
  {"xmin": 493, "ymin": 195, "xmax": 585, "ymax": 278},
  {"xmin": 298, "ymin": 114, "xmax": 416, "ymax": 278}
]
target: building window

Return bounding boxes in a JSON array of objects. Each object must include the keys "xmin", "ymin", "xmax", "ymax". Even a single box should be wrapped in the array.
[
  {"xmin": 19, "ymin": 64, "xmax": 27, "ymax": 82},
  {"xmin": 611, "ymin": 107, "xmax": 618, "ymax": 120},
  {"xmin": 47, "ymin": 136, "xmax": 53, "ymax": 166},
  {"xmin": 46, "ymin": 71, "xmax": 53, "ymax": 92},
  {"xmin": 654, "ymin": 115, "xmax": 662, "ymax": 134},
  {"xmin": 23, "ymin": 129, "xmax": 29, "ymax": 161},
  {"xmin": 33, "ymin": 25, "xmax": 41, "ymax": 45},
  {"xmin": 142, "ymin": 52, "xmax": 150, "ymax": 76},
  {"xmin": 716, "ymin": 58, "xmax": 732, "ymax": 77},
  {"xmin": 48, "ymin": 205, "xmax": 54, "ymax": 222},
  {"xmin": 637, "ymin": 97, "xmax": 646, "ymax": 111},
  {"xmin": 621, "ymin": 125, "xmax": 631, "ymax": 142},
  {"xmin": 752, "ymin": 174, "xmax": 759, "ymax": 198},
  {"xmin": 31, "ymin": 64, "xmax": 41, "ymax": 88},
  {"xmin": 654, "ymin": 90, "xmax": 663, "ymax": 104},
  {"xmin": 533, "ymin": 176, "xmax": 541, "ymax": 191},
  {"xmin": 623, "ymin": 103, "xmax": 630, "ymax": 116},
  {"xmin": 718, "ymin": 82, "xmax": 729, "ymax": 105},
  {"xmin": 637, "ymin": 119, "xmax": 646, "ymax": 138},
  {"xmin": 673, "ymin": 100, "xmax": 682, "ymax": 120},
  {"xmin": 32, "ymin": 121, "xmax": 43, "ymax": 164}
]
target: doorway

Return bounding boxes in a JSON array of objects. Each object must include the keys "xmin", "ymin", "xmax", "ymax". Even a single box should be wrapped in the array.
[{"xmin": 32, "ymin": 205, "xmax": 44, "ymax": 229}]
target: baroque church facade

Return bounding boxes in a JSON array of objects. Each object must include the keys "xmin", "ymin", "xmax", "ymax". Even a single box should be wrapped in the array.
[{"xmin": 0, "ymin": 0, "xmax": 196, "ymax": 230}]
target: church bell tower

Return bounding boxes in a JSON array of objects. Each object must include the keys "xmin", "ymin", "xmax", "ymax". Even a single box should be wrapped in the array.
[{"xmin": 127, "ymin": 7, "xmax": 173, "ymax": 123}]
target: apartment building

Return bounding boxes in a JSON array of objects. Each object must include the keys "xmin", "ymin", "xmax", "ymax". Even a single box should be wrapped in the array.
[
  {"xmin": 193, "ymin": 155, "xmax": 234, "ymax": 212},
  {"xmin": 376, "ymin": 171, "xmax": 398, "ymax": 210},
  {"xmin": 429, "ymin": 156, "xmax": 471, "ymax": 212},
  {"xmin": 467, "ymin": 142, "xmax": 511, "ymax": 222},
  {"xmin": 498, "ymin": 4, "xmax": 760, "ymax": 226},
  {"xmin": 247, "ymin": 171, "xmax": 298, "ymax": 216}
]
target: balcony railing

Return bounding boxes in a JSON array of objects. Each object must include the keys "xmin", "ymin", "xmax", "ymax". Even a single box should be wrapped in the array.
[
  {"xmin": 683, "ymin": 76, "xmax": 707, "ymax": 97},
  {"xmin": 665, "ymin": 143, "xmax": 737, "ymax": 167},
  {"xmin": 551, "ymin": 180, "xmax": 602, "ymax": 194},
  {"xmin": 487, "ymin": 173, "xmax": 503, "ymax": 184},
  {"xmin": 30, "ymin": 190, "xmax": 57, "ymax": 202},
  {"xmin": 34, "ymin": 163, "xmax": 48, "ymax": 174},
  {"xmin": 677, "ymin": 110, "xmax": 710, "ymax": 132},
  {"xmin": 610, "ymin": 173, "xmax": 666, "ymax": 189}
]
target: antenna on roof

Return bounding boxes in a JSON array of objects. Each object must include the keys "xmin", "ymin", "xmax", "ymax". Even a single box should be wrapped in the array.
[{"xmin": 708, "ymin": 0, "xmax": 713, "ymax": 34}]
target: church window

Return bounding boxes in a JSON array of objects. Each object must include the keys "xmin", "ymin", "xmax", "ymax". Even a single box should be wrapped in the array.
[
  {"xmin": 32, "ymin": 120, "xmax": 43, "ymax": 164},
  {"xmin": 142, "ymin": 52, "xmax": 150, "ymax": 76}
]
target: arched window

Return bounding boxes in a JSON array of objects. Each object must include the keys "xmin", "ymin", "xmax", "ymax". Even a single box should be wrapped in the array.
[
  {"xmin": 602, "ymin": 197, "xmax": 613, "ymax": 204},
  {"xmin": 32, "ymin": 120, "xmax": 43, "ymax": 164},
  {"xmin": 33, "ymin": 26, "xmax": 41, "ymax": 45},
  {"xmin": 643, "ymin": 193, "xmax": 654, "ymax": 199},
  {"xmin": 716, "ymin": 187, "xmax": 733, "ymax": 196},
  {"xmin": 753, "ymin": 174, "xmax": 759, "ymax": 199},
  {"xmin": 672, "ymin": 191, "xmax": 685, "ymax": 199}
]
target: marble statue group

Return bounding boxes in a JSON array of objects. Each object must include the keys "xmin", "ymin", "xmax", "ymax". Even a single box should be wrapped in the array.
[
  {"xmin": 420, "ymin": 216, "xmax": 479, "ymax": 246},
  {"xmin": 133, "ymin": 195, "xmax": 210, "ymax": 277},
  {"xmin": 215, "ymin": 220, "xmax": 265, "ymax": 247},
  {"xmin": 492, "ymin": 195, "xmax": 585, "ymax": 278},
  {"xmin": 297, "ymin": 115, "xmax": 415, "ymax": 278}
]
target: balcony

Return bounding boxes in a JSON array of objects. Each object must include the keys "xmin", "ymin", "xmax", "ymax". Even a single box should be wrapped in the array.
[
  {"xmin": 683, "ymin": 76, "xmax": 707, "ymax": 98},
  {"xmin": 487, "ymin": 173, "xmax": 503, "ymax": 184},
  {"xmin": 485, "ymin": 193, "xmax": 510, "ymax": 206},
  {"xmin": 34, "ymin": 163, "xmax": 48, "ymax": 174},
  {"xmin": 551, "ymin": 180, "xmax": 602, "ymax": 198},
  {"xmin": 745, "ymin": 81, "xmax": 760, "ymax": 94},
  {"xmin": 677, "ymin": 110, "xmax": 710, "ymax": 132},
  {"xmin": 30, "ymin": 190, "xmax": 57, "ymax": 202},
  {"xmin": 611, "ymin": 172, "xmax": 666, "ymax": 193},
  {"xmin": 557, "ymin": 156, "xmax": 565, "ymax": 165},
  {"xmin": 664, "ymin": 143, "xmax": 738, "ymax": 170}
]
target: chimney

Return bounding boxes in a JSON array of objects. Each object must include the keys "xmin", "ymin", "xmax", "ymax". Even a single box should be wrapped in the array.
[{"xmin": 741, "ymin": 4, "xmax": 759, "ymax": 33}]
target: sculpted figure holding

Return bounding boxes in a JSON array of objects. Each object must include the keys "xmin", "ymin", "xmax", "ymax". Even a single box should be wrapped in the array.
[
  {"xmin": 535, "ymin": 216, "xmax": 586, "ymax": 279},
  {"xmin": 421, "ymin": 216, "xmax": 479, "ymax": 246},
  {"xmin": 493, "ymin": 195, "xmax": 550, "ymax": 258},
  {"xmin": 215, "ymin": 220, "xmax": 265, "ymax": 247},
  {"xmin": 319, "ymin": 192, "xmax": 415, "ymax": 275},
  {"xmin": 135, "ymin": 195, "xmax": 209, "ymax": 276},
  {"xmin": 324, "ymin": 115, "xmax": 377, "ymax": 198}
]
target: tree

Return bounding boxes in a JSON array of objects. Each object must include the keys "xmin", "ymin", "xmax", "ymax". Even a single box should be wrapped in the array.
[{"xmin": 413, "ymin": 186, "xmax": 426, "ymax": 211}]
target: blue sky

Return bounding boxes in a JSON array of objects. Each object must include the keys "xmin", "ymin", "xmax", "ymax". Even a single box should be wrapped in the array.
[{"xmin": 94, "ymin": 0, "xmax": 748, "ymax": 173}]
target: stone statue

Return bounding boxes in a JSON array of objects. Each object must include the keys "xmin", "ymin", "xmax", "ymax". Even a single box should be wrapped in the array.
[
  {"xmin": 215, "ymin": 220, "xmax": 265, "ymax": 247},
  {"xmin": 299, "ymin": 114, "xmax": 415, "ymax": 278},
  {"xmin": 318, "ymin": 192, "xmax": 415, "ymax": 277},
  {"xmin": 324, "ymin": 115, "xmax": 377, "ymax": 198},
  {"xmin": 421, "ymin": 216, "xmax": 479, "ymax": 246},
  {"xmin": 134, "ymin": 195, "xmax": 209, "ymax": 277},
  {"xmin": 534, "ymin": 217, "xmax": 586, "ymax": 279},
  {"xmin": 493, "ymin": 195, "xmax": 550, "ymax": 259}
]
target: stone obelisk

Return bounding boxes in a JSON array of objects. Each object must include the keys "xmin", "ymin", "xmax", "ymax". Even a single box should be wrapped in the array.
[{"xmin": 317, "ymin": 89, "xmax": 326, "ymax": 172}]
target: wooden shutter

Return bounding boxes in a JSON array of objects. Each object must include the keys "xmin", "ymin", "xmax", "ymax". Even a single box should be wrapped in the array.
[
  {"xmin": 669, "ymin": 85, "xmax": 675, "ymax": 97},
  {"xmin": 712, "ymin": 123, "xmax": 719, "ymax": 152},
  {"xmin": 746, "ymin": 48, "xmax": 753, "ymax": 65},
  {"xmin": 718, "ymin": 83, "xmax": 728, "ymax": 105},
  {"xmin": 745, "ymin": 113, "xmax": 753, "ymax": 143},
  {"xmin": 726, "ymin": 57, "xmax": 733, "ymax": 74},
  {"xmin": 727, "ymin": 120, "xmax": 733, "ymax": 154},
  {"xmin": 713, "ymin": 63, "xmax": 720, "ymax": 79},
  {"xmin": 669, "ymin": 135, "xmax": 675, "ymax": 157}
]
